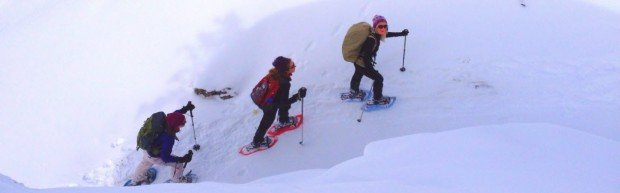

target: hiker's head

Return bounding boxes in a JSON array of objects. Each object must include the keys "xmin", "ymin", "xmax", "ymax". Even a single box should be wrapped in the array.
[
  {"xmin": 372, "ymin": 15, "xmax": 388, "ymax": 36},
  {"xmin": 166, "ymin": 112, "xmax": 186, "ymax": 133},
  {"xmin": 287, "ymin": 60, "xmax": 296, "ymax": 76},
  {"xmin": 272, "ymin": 56, "xmax": 295, "ymax": 77}
]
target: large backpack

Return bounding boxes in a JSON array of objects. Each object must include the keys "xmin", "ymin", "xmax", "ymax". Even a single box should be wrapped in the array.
[
  {"xmin": 342, "ymin": 22, "xmax": 373, "ymax": 63},
  {"xmin": 250, "ymin": 74, "xmax": 280, "ymax": 107},
  {"xmin": 136, "ymin": 112, "xmax": 166, "ymax": 156}
]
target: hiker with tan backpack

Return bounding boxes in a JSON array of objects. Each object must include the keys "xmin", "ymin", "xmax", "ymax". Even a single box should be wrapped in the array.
[{"xmin": 341, "ymin": 15, "xmax": 409, "ymax": 105}]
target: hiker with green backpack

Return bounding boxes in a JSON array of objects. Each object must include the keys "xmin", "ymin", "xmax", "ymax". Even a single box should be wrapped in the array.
[
  {"xmin": 342, "ymin": 15, "xmax": 409, "ymax": 105},
  {"xmin": 128, "ymin": 102, "xmax": 196, "ymax": 185}
]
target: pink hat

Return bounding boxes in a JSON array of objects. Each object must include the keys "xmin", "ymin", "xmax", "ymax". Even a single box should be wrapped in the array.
[
  {"xmin": 372, "ymin": 15, "xmax": 387, "ymax": 28},
  {"xmin": 166, "ymin": 112, "xmax": 186, "ymax": 132}
]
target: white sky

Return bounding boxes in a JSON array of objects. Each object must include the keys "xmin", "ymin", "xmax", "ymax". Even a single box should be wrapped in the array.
[{"xmin": 582, "ymin": 0, "xmax": 620, "ymax": 13}]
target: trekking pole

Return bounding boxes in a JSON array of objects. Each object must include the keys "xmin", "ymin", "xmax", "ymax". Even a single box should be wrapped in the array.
[
  {"xmin": 298, "ymin": 87, "xmax": 306, "ymax": 145},
  {"xmin": 357, "ymin": 86, "xmax": 373, "ymax": 123},
  {"xmin": 188, "ymin": 102, "xmax": 200, "ymax": 151},
  {"xmin": 400, "ymin": 35, "xmax": 407, "ymax": 72},
  {"xmin": 172, "ymin": 149, "xmax": 194, "ymax": 180},
  {"xmin": 175, "ymin": 150, "xmax": 192, "ymax": 179},
  {"xmin": 357, "ymin": 108, "xmax": 365, "ymax": 123}
]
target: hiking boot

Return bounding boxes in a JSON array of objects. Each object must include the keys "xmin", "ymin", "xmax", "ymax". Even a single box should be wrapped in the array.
[
  {"xmin": 275, "ymin": 116, "xmax": 297, "ymax": 130},
  {"xmin": 249, "ymin": 136, "xmax": 272, "ymax": 150},
  {"xmin": 177, "ymin": 176, "xmax": 193, "ymax": 183},
  {"xmin": 245, "ymin": 144, "xmax": 257, "ymax": 152},
  {"xmin": 349, "ymin": 89, "xmax": 365, "ymax": 98},
  {"xmin": 125, "ymin": 180, "xmax": 144, "ymax": 186},
  {"xmin": 258, "ymin": 136, "xmax": 272, "ymax": 148},
  {"xmin": 369, "ymin": 97, "xmax": 390, "ymax": 105}
]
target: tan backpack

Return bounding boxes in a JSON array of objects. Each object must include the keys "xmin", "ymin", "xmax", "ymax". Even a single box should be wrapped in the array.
[{"xmin": 342, "ymin": 22, "xmax": 373, "ymax": 64}]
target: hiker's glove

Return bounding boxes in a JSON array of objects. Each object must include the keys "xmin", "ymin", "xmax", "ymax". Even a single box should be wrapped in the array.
[
  {"xmin": 298, "ymin": 88, "xmax": 307, "ymax": 99},
  {"xmin": 182, "ymin": 102, "xmax": 195, "ymax": 113},
  {"xmin": 402, "ymin": 29, "xmax": 409, "ymax": 36},
  {"xmin": 178, "ymin": 153, "xmax": 192, "ymax": 163},
  {"xmin": 186, "ymin": 101, "xmax": 195, "ymax": 111}
]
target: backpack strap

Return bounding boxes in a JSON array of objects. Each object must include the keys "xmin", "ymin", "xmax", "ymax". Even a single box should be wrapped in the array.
[
  {"xmin": 265, "ymin": 75, "xmax": 280, "ymax": 105},
  {"xmin": 368, "ymin": 34, "xmax": 378, "ymax": 54}
]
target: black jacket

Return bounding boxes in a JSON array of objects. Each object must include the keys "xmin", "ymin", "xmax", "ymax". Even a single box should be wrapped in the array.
[
  {"xmin": 273, "ymin": 75, "xmax": 299, "ymax": 109},
  {"xmin": 359, "ymin": 32, "xmax": 407, "ymax": 68}
]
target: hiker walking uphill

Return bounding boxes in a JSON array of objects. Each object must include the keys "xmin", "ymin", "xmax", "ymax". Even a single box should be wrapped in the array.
[
  {"xmin": 342, "ymin": 15, "xmax": 409, "ymax": 105},
  {"xmin": 241, "ymin": 56, "xmax": 307, "ymax": 155},
  {"xmin": 126, "ymin": 102, "xmax": 196, "ymax": 186}
]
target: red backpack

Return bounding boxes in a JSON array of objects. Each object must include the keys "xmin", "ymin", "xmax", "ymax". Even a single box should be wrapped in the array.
[{"xmin": 251, "ymin": 75, "xmax": 280, "ymax": 107}]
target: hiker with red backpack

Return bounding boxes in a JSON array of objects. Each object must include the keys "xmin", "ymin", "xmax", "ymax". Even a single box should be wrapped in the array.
[
  {"xmin": 344, "ymin": 15, "xmax": 409, "ymax": 105},
  {"xmin": 126, "ymin": 102, "xmax": 196, "ymax": 186},
  {"xmin": 246, "ymin": 56, "xmax": 307, "ymax": 151}
]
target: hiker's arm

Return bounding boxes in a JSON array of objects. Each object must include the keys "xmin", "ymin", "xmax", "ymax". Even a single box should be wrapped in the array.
[
  {"xmin": 159, "ymin": 135, "xmax": 181, "ymax": 163},
  {"xmin": 278, "ymin": 82, "xmax": 296, "ymax": 108},
  {"xmin": 387, "ymin": 29, "xmax": 409, "ymax": 38},
  {"xmin": 288, "ymin": 93, "xmax": 300, "ymax": 104},
  {"xmin": 175, "ymin": 102, "xmax": 196, "ymax": 114}
]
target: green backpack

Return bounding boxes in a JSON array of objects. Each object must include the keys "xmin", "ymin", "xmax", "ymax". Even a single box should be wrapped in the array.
[
  {"xmin": 136, "ymin": 112, "xmax": 166, "ymax": 155},
  {"xmin": 342, "ymin": 22, "xmax": 374, "ymax": 65}
]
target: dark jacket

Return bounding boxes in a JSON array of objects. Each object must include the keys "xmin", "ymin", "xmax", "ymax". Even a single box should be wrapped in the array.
[
  {"xmin": 152, "ymin": 131, "xmax": 179, "ymax": 163},
  {"xmin": 273, "ymin": 75, "xmax": 299, "ymax": 109},
  {"xmin": 358, "ymin": 32, "xmax": 407, "ymax": 68}
]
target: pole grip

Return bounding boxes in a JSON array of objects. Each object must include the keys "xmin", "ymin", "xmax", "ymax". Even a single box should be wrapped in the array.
[
  {"xmin": 188, "ymin": 101, "xmax": 194, "ymax": 117},
  {"xmin": 183, "ymin": 150, "xmax": 193, "ymax": 168}
]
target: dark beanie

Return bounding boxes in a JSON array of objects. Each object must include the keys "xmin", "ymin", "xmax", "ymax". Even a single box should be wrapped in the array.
[
  {"xmin": 272, "ymin": 56, "xmax": 291, "ymax": 73},
  {"xmin": 166, "ymin": 112, "xmax": 186, "ymax": 132}
]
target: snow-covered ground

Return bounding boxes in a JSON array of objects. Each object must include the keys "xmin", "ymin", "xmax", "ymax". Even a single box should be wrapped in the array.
[
  {"xmin": 1, "ymin": 0, "xmax": 619, "ymax": 192},
  {"xmin": 3, "ymin": 123, "xmax": 619, "ymax": 192}
]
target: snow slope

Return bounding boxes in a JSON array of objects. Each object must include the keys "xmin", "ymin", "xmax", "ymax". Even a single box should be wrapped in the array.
[
  {"xmin": 0, "ymin": 0, "xmax": 317, "ymax": 188},
  {"xmin": 133, "ymin": 0, "xmax": 620, "ymax": 186},
  {"xmin": 4, "ymin": 123, "xmax": 620, "ymax": 192},
  {"xmin": 255, "ymin": 123, "xmax": 620, "ymax": 193},
  {"xmin": 1, "ymin": 0, "xmax": 619, "ymax": 190},
  {"xmin": 0, "ymin": 174, "xmax": 27, "ymax": 193}
]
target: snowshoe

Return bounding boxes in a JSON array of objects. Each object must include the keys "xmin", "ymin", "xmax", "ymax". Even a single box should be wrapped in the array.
[
  {"xmin": 361, "ymin": 96, "xmax": 396, "ymax": 112},
  {"xmin": 274, "ymin": 116, "xmax": 298, "ymax": 130},
  {"xmin": 239, "ymin": 136, "xmax": 278, "ymax": 156},
  {"xmin": 267, "ymin": 114, "xmax": 303, "ymax": 137},
  {"xmin": 368, "ymin": 97, "xmax": 391, "ymax": 105},
  {"xmin": 165, "ymin": 170, "xmax": 197, "ymax": 183},
  {"xmin": 123, "ymin": 167, "xmax": 157, "ymax": 186}
]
